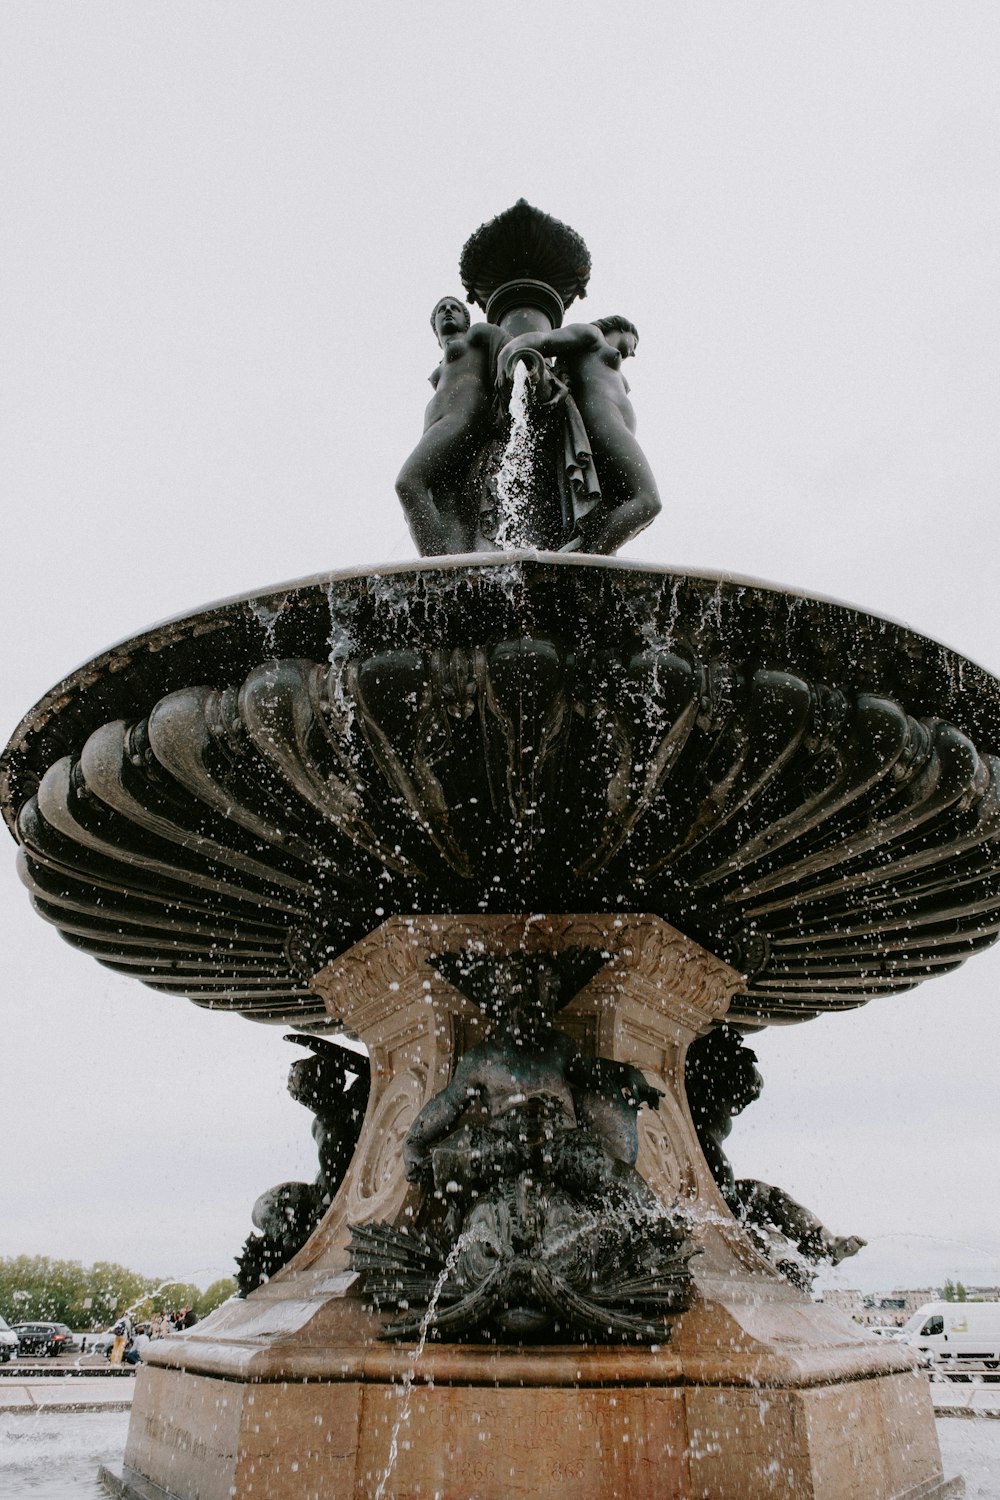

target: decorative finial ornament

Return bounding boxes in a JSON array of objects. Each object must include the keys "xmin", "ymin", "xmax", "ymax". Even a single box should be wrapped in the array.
[{"xmin": 459, "ymin": 199, "xmax": 591, "ymax": 316}]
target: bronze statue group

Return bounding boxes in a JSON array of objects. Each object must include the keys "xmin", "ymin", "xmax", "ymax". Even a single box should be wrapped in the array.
[{"xmin": 395, "ymin": 297, "xmax": 662, "ymax": 558}]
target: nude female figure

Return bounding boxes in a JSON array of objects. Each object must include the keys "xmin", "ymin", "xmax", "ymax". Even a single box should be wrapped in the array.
[
  {"xmin": 499, "ymin": 315, "xmax": 661, "ymax": 554},
  {"xmin": 395, "ymin": 296, "xmax": 509, "ymax": 554}
]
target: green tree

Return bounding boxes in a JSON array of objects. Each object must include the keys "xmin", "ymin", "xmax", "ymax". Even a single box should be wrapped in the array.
[
  {"xmin": 0, "ymin": 1256, "xmax": 88, "ymax": 1325},
  {"xmin": 138, "ymin": 1281, "xmax": 205, "ymax": 1321},
  {"xmin": 197, "ymin": 1279, "xmax": 236, "ymax": 1317},
  {"xmin": 956, "ymin": 1281, "xmax": 968, "ymax": 1302},
  {"xmin": 0, "ymin": 1256, "xmax": 230, "ymax": 1329},
  {"xmin": 87, "ymin": 1262, "xmax": 159, "ymax": 1328},
  {"xmin": 942, "ymin": 1278, "xmax": 955, "ymax": 1302}
]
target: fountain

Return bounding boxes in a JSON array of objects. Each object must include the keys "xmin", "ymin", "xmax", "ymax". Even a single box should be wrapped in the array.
[{"xmin": 2, "ymin": 201, "xmax": 986, "ymax": 1496}]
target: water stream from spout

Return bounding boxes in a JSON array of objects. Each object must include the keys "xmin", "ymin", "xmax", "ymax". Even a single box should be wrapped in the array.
[
  {"xmin": 372, "ymin": 1224, "xmax": 485, "ymax": 1500},
  {"xmin": 493, "ymin": 362, "xmax": 537, "ymax": 550},
  {"xmin": 249, "ymin": 597, "xmax": 286, "ymax": 657}
]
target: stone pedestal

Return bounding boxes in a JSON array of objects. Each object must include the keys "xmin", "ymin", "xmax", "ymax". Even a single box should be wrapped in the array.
[{"xmin": 107, "ymin": 916, "xmax": 960, "ymax": 1500}]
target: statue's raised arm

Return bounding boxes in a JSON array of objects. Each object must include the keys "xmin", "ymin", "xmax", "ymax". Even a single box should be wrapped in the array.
[{"xmin": 499, "ymin": 317, "xmax": 662, "ymax": 554}]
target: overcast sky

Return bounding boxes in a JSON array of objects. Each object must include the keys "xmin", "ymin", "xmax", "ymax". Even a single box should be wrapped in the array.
[{"xmin": 2, "ymin": 2, "xmax": 999, "ymax": 1296}]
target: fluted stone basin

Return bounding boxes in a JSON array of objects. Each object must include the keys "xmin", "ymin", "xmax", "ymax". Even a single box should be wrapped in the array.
[{"xmin": 4, "ymin": 553, "xmax": 1000, "ymax": 1029}]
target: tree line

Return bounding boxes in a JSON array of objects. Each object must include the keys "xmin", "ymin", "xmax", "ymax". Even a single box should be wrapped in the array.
[{"xmin": 0, "ymin": 1256, "xmax": 235, "ymax": 1329}]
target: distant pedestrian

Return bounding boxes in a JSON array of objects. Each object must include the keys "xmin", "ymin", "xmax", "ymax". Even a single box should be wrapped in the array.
[
  {"xmin": 149, "ymin": 1311, "xmax": 171, "ymax": 1340},
  {"xmin": 125, "ymin": 1329, "xmax": 151, "ymax": 1365},
  {"xmin": 108, "ymin": 1314, "xmax": 134, "ymax": 1365},
  {"xmin": 181, "ymin": 1307, "xmax": 198, "ymax": 1329}
]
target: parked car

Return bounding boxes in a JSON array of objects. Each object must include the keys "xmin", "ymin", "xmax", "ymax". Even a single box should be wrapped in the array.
[
  {"xmin": 11, "ymin": 1322, "xmax": 79, "ymax": 1356},
  {"xmin": 0, "ymin": 1316, "xmax": 18, "ymax": 1362}
]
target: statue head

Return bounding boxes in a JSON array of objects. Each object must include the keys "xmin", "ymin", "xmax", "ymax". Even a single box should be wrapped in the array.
[
  {"xmin": 431, "ymin": 295, "xmax": 471, "ymax": 343},
  {"xmin": 593, "ymin": 315, "xmax": 639, "ymax": 357},
  {"xmin": 283, "ymin": 1033, "xmax": 362, "ymax": 1111},
  {"xmin": 685, "ymin": 1025, "xmax": 763, "ymax": 1126},
  {"xmin": 251, "ymin": 1182, "xmax": 320, "ymax": 1250},
  {"xmin": 488, "ymin": 955, "xmax": 561, "ymax": 1045}
]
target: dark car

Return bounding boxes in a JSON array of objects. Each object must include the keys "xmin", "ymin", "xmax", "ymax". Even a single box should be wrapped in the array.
[{"xmin": 12, "ymin": 1322, "xmax": 78, "ymax": 1356}]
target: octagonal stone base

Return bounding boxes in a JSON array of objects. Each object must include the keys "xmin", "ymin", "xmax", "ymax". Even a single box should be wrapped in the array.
[
  {"xmin": 106, "ymin": 916, "xmax": 959, "ymax": 1500},
  {"xmin": 106, "ymin": 1359, "xmax": 957, "ymax": 1500}
]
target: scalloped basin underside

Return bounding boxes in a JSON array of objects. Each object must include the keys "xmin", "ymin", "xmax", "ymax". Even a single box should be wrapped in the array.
[{"xmin": 5, "ymin": 556, "xmax": 1000, "ymax": 1028}]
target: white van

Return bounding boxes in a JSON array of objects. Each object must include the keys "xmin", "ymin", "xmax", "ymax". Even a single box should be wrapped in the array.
[{"xmin": 899, "ymin": 1301, "xmax": 1000, "ymax": 1376}]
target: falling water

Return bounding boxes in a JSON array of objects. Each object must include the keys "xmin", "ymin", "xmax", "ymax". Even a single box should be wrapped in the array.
[
  {"xmin": 322, "ymin": 583, "xmax": 360, "ymax": 736},
  {"xmin": 368, "ymin": 570, "xmax": 423, "ymax": 634},
  {"xmin": 698, "ymin": 577, "xmax": 726, "ymax": 638},
  {"xmin": 324, "ymin": 581, "xmax": 358, "ymax": 668},
  {"xmin": 493, "ymin": 363, "xmax": 537, "ymax": 550},
  {"xmin": 662, "ymin": 576, "xmax": 684, "ymax": 649},
  {"xmin": 0, "ymin": 1410, "xmax": 130, "ymax": 1498},
  {"xmin": 249, "ymin": 596, "xmax": 287, "ymax": 657},
  {"xmin": 372, "ymin": 1225, "xmax": 485, "ymax": 1500}
]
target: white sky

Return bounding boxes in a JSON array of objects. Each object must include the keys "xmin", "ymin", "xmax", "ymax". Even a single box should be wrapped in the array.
[{"xmin": 1, "ymin": 1, "xmax": 998, "ymax": 1294}]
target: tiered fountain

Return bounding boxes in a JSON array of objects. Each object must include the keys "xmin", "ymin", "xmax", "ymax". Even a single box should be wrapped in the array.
[{"xmin": 4, "ymin": 202, "xmax": 989, "ymax": 1497}]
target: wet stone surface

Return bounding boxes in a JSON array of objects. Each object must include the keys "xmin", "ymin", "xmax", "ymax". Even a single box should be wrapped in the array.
[{"xmin": 2, "ymin": 1411, "xmax": 999, "ymax": 1498}]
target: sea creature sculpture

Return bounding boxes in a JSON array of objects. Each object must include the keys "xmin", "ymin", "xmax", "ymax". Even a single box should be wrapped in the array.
[
  {"xmin": 685, "ymin": 1026, "xmax": 865, "ymax": 1288},
  {"xmin": 351, "ymin": 956, "xmax": 695, "ymax": 1340},
  {"xmin": 236, "ymin": 1034, "xmax": 369, "ymax": 1295}
]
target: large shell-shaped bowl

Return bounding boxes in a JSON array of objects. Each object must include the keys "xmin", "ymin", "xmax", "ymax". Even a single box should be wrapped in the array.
[{"xmin": 5, "ymin": 555, "xmax": 1000, "ymax": 1029}]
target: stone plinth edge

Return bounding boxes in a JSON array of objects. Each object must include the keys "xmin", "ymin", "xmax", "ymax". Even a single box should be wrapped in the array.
[{"xmin": 114, "ymin": 1363, "xmax": 959, "ymax": 1500}]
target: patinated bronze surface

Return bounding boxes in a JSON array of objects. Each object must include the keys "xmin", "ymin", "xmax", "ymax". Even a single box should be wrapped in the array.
[
  {"xmin": 6, "ymin": 558, "xmax": 1000, "ymax": 1030},
  {"xmin": 396, "ymin": 201, "xmax": 661, "ymax": 555},
  {"xmin": 395, "ymin": 297, "xmax": 509, "ymax": 554},
  {"xmin": 499, "ymin": 315, "xmax": 661, "ymax": 552},
  {"xmin": 459, "ymin": 199, "xmax": 591, "ymax": 326},
  {"xmin": 350, "ymin": 954, "xmax": 693, "ymax": 1341},
  {"xmin": 235, "ymin": 1034, "xmax": 369, "ymax": 1294},
  {"xmin": 685, "ymin": 1026, "xmax": 865, "ymax": 1288}
]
